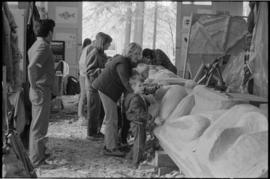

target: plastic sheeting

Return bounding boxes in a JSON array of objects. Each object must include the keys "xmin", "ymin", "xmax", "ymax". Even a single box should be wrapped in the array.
[
  {"xmin": 249, "ymin": 2, "xmax": 268, "ymax": 98},
  {"xmin": 222, "ymin": 52, "xmax": 245, "ymax": 93},
  {"xmin": 187, "ymin": 14, "xmax": 248, "ymax": 76},
  {"xmin": 2, "ymin": 2, "xmax": 22, "ymax": 90},
  {"xmin": 8, "ymin": 89, "xmax": 27, "ymax": 135}
]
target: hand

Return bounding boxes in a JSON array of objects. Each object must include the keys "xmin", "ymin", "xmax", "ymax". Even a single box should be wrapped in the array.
[
  {"xmin": 51, "ymin": 94, "xmax": 56, "ymax": 100},
  {"xmin": 134, "ymin": 84, "xmax": 144, "ymax": 94}
]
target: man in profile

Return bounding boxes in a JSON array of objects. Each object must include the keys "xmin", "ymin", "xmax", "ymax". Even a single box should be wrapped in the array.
[{"xmin": 27, "ymin": 19, "xmax": 56, "ymax": 167}]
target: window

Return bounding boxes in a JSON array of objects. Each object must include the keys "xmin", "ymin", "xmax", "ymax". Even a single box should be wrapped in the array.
[
  {"xmin": 194, "ymin": 2, "xmax": 212, "ymax": 5},
  {"xmin": 7, "ymin": 2, "xmax": 18, "ymax": 5},
  {"xmin": 182, "ymin": 1, "xmax": 192, "ymax": 5},
  {"xmin": 243, "ymin": 1, "xmax": 250, "ymax": 16},
  {"xmin": 182, "ymin": 1, "xmax": 212, "ymax": 6}
]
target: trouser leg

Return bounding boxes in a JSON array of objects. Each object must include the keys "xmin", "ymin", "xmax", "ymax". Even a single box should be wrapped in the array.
[
  {"xmin": 87, "ymin": 85, "xmax": 100, "ymax": 136},
  {"xmin": 99, "ymin": 91, "xmax": 118, "ymax": 150},
  {"xmin": 21, "ymin": 82, "xmax": 32, "ymax": 150},
  {"xmin": 78, "ymin": 76, "xmax": 86, "ymax": 118},
  {"xmin": 121, "ymin": 111, "xmax": 130, "ymax": 144},
  {"xmin": 132, "ymin": 122, "xmax": 146, "ymax": 165},
  {"xmin": 29, "ymin": 87, "xmax": 51, "ymax": 166},
  {"xmin": 98, "ymin": 103, "xmax": 104, "ymax": 133}
]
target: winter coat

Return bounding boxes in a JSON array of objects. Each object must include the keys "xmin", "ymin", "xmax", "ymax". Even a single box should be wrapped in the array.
[
  {"xmin": 92, "ymin": 55, "xmax": 133, "ymax": 102},
  {"xmin": 2, "ymin": 2, "xmax": 21, "ymax": 87},
  {"xmin": 85, "ymin": 45, "xmax": 107, "ymax": 83}
]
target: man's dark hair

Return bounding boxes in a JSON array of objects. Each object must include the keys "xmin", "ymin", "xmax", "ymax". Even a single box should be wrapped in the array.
[
  {"xmin": 82, "ymin": 38, "xmax": 91, "ymax": 48},
  {"xmin": 142, "ymin": 48, "xmax": 154, "ymax": 59},
  {"xmin": 36, "ymin": 19, "xmax": 55, "ymax": 37}
]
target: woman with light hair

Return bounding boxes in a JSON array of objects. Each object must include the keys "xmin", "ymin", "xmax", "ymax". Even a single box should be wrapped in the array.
[
  {"xmin": 85, "ymin": 32, "xmax": 112, "ymax": 140},
  {"xmin": 78, "ymin": 38, "xmax": 91, "ymax": 125},
  {"xmin": 92, "ymin": 42, "xmax": 142, "ymax": 156}
]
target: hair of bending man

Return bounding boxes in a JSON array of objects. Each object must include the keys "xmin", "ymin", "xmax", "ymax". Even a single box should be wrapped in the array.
[
  {"xmin": 93, "ymin": 32, "xmax": 113, "ymax": 51},
  {"xmin": 123, "ymin": 42, "xmax": 142, "ymax": 59}
]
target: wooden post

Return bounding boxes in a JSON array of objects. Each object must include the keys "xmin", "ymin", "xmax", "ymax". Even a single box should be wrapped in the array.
[
  {"xmin": 123, "ymin": 2, "xmax": 132, "ymax": 49},
  {"xmin": 152, "ymin": 1, "xmax": 158, "ymax": 49},
  {"xmin": 175, "ymin": 2, "xmax": 182, "ymax": 76},
  {"xmin": 133, "ymin": 2, "xmax": 145, "ymax": 46},
  {"xmin": 182, "ymin": 14, "xmax": 193, "ymax": 79}
]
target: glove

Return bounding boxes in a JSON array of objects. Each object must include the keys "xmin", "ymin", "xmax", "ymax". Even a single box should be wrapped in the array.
[{"xmin": 51, "ymin": 94, "xmax": 56, "ymax": 100}]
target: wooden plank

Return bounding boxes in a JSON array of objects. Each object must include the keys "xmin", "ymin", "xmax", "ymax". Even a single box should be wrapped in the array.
[
  {"xmin": 226, "ymin": 93, "xmax": 268, "ymax": 103},
  {"xmin": 2, "ymin": 67, "xmax": 8, "ymax": 124},
  {"xmin": 18, "ymin": 2, "xmax": 29, "ymax": 9},
  {"xmin": 222, "ymin": 16, "xmax": 230, "ymax": 51},
  {"xmin": 158, "ymin": 166, "xmax": 176, "ymax": 176},
  {"xmin": 154, "ymin": 150, "xmax": 178, "ymax": 168},
  {"xmin": 182, "ymin": 15, "xmax": 193, "ymax": 79}
]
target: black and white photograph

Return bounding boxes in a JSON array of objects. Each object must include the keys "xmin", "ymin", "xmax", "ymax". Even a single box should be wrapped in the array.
[{"xmin": 2, "ymin": 1, "xmax": 268, "ymax": 178}]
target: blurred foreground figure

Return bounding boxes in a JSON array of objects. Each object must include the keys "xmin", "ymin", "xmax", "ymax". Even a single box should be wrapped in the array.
[{"xmin": 78, "ymin": 38, "xmax": 91, "ymax": 125}]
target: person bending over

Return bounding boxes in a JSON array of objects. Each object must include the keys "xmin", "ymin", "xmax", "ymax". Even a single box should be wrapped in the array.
[{"xmin": 92, "ymin": 42, "xmax": 142, "ymax": 157}]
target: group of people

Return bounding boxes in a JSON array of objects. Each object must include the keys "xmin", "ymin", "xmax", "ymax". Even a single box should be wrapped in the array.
[{"xmin": 27, "ymin": 18, "xmax": 177, "ymax": 168}]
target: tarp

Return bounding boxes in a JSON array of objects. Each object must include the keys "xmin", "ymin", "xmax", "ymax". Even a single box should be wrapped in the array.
[
  {"xmin": 187, "ymin": 14, "xmax": 248, "ymax": 76},
  {"xmin": 249, "ymin": 2, "xmax": 268, "ymax": 98}
]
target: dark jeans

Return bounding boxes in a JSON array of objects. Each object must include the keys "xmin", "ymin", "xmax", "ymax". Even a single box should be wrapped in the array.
[
  {"xmin": 86, "ymin": 84, "xmax": 103, "ymax": 136},
  {"xmin": 21, "ymin": 82, "xmax": 32, "ymax": 150},
  {"xmin": 131, "ymin": 121, "xmax": 146, "ymax": 165},
  {"xmin": 118, "ymin": 106, "xmax": 130, "ymax": 144}
]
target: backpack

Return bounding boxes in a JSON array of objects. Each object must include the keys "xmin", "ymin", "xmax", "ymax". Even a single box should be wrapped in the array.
[{"xmin": 65, "ymin": 76, "xmax": 80, "ymax": 95}]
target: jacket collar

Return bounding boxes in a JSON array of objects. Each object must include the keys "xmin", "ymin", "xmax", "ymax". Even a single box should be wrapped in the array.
[{"xmin": 36, "ymin": 37, "xmax": 50, "ymax": 44}]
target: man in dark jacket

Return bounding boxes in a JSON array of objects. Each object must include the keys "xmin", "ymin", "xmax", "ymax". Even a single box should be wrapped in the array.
[
  {"xmin": 92, "ymin": 42, "xmax": 142, "ymax": 157},
  {"xmin": 85, "ymin": 32, "xmax": 112, "ymax": 140}
]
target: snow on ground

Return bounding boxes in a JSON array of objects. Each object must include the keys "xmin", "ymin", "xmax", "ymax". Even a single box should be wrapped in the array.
[{"xmin": 36, "ymin": 109, "xmax": 159, "ymax": 178}]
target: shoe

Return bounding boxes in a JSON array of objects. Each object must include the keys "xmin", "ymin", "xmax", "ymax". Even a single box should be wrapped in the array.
[
  {"xmin": 35, "ymin": 160, "xmax": 57, "ymax": 169},
  {"xmin": 100, "ymin": 124, "xmax": 106, "ymax": 135},
  {"xmin": 127, "ymin": 162, "xmax": 139, "ymax": 169},
  {"xmin": 44, "ymin": 153, "xmax": 51, "ymax": 160},
  {"xmin": 81, "ymin": 119, "xmax": 88, "ymax": 126},
  {"xmin": 118, "ymin": 144, "xmax": 131, "ymax": 153},
  {"xmin": 86, "ymin": 135, "xmax": 103, "ymax": 141},
  {"xmin": 33, "ymin": 158, "xmax": 53, "ymax": 168},
  {"xmin": 103, "ymin": 147, "xmax": 125, "ymax": 157},
  {"xmin": 78, "ymin": 116, "xmax": 86, "ymax": 121},
  {"xmin": 96, "ymin": 132, "xmax": 104, "ymax": 138},
  {"xmin": 125, "ymin": 150, "xmax": 133, "ymax": 161}
]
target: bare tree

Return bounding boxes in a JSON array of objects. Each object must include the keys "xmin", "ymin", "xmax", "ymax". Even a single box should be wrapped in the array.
[
  {"xmin": 152, "ymin": 2, "xmax": 158, "ymax": 49},
  {"xmin": 124, "ymin": 2, "xmax": 132, "ymax": 49}
]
